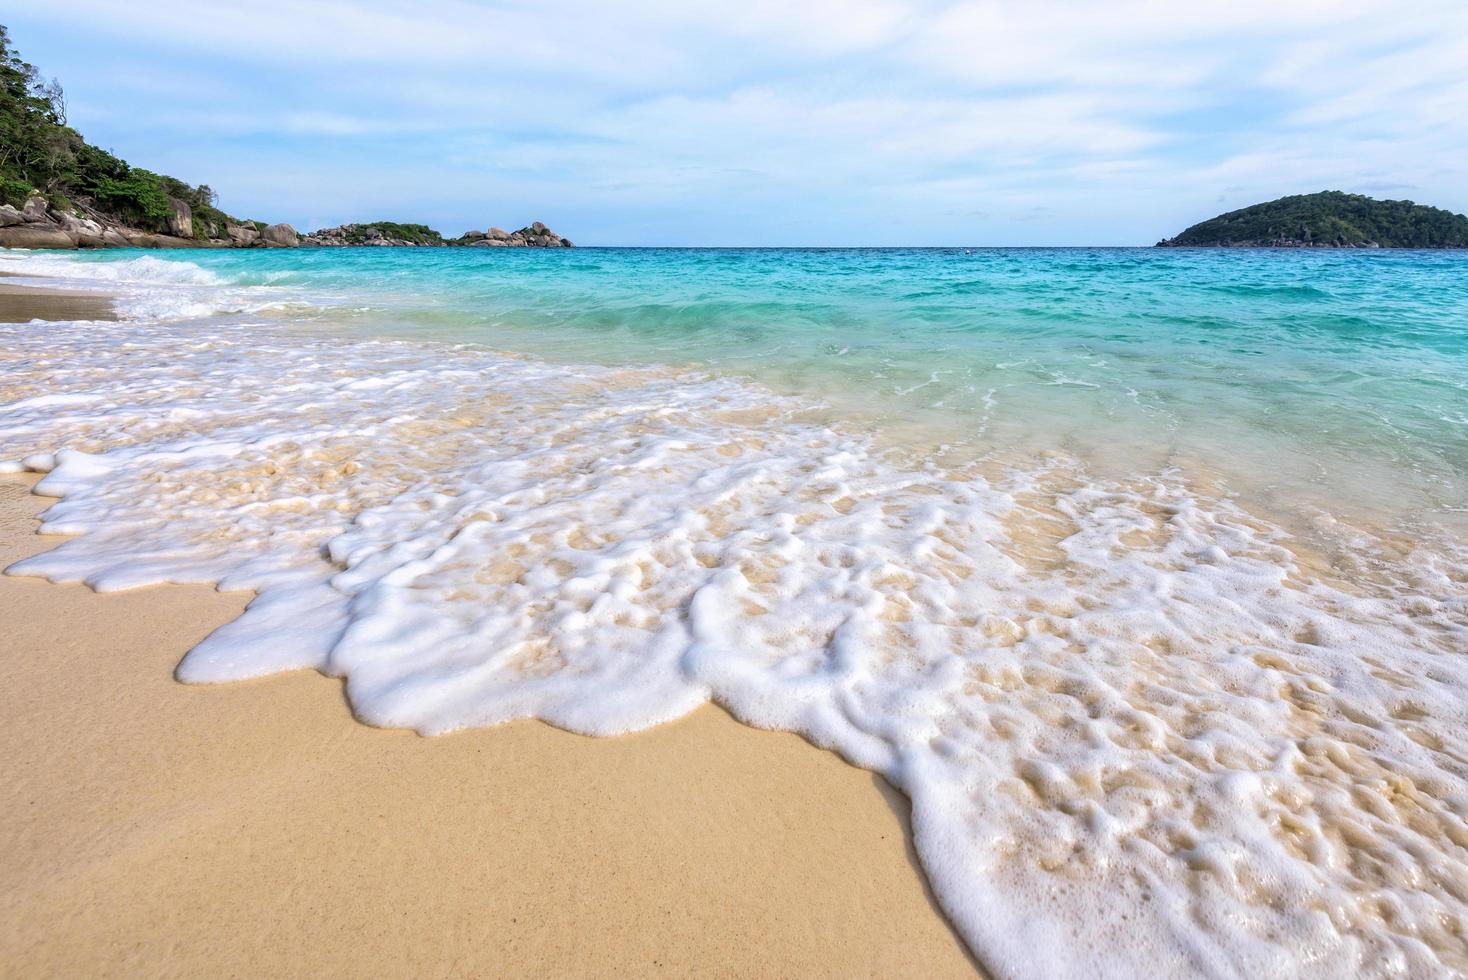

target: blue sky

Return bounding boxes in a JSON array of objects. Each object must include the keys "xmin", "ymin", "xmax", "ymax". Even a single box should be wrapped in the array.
[{"xmin": 7, "ymin": 1, "xmax": 1467, "ymax": 245}]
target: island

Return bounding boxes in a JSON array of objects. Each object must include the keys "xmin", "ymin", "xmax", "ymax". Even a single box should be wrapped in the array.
[
  {"xmin": 303, "ymin": 222, "xmax": 573, "ymax": 248},
  {"xmin": 1156, "ymin": 191, "xmax": 1468, "ymax": 248}
]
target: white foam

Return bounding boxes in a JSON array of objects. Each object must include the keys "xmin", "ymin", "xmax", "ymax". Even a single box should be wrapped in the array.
[
  {"xmin": 0, "ymin": 249, "xmax": 225, "ymax": 286},
  {"xmin": 0, "ymin": 248, "xmax": 295, "ymax": 321},
  {"xmin": 2, "ymin": 308, "xmax": 1467, "ymax": 977}
]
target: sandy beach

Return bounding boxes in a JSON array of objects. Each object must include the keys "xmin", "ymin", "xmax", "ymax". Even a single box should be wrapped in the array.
[
  {"xmin": 0, "ymin": 280, "xmax": 116, "ymax": 322},
  {"xmin": 0, "ymin": 288, "xmax": 980, "ymax": 978}
]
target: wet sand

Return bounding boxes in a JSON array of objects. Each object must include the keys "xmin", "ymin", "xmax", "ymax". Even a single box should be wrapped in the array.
[
  {"xmin": 0, "ymin": 281, "xmax": 115, "ymax": 322},
  {"xmin": 0, "ymin": 281, "xmax": 982, "ymax": 977}
]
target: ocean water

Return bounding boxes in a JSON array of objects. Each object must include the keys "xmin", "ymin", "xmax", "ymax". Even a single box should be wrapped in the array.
[{"xmin": 2, "ymin": 246, "xmax": 1466, "ymax": 978}]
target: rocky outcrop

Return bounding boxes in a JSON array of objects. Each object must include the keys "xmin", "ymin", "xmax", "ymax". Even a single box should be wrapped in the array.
[
  {"xmin": 167, "ymin": 198, "xmax": 194, "ymax": 239},
  {"xmin": 461, "ymin": 221, "xmax": 573, "ymax": 247},
  {"xmin": 0, "ymin": 195, "xmax": 572, "ymax": 252},
  {"xmin": 303, "ymin": 223, "xmax": 442, "ymax": 247},
  {"xmin": 0, "ymin": 224, "xmax": 77, "ymax": 249},
  {"xmin": 304, "ymin": 220, "xmax": 575, "ymax": 248},
  {"xmin": 0, "ymin": 191, "xmax": 295, "ymax": 251},
  {"xmin": 0, "ymin": 194, "xmax": 76, "ymax": 249}
]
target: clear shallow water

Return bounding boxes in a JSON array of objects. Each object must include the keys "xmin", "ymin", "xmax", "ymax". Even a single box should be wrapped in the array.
[
  {"xmin": 1, "ymin": 247, "xmax": 1467, "ymax": 978},
  {"xmin": 20, "ymin": 245, "xmax": 1468, "ymax": 524}
]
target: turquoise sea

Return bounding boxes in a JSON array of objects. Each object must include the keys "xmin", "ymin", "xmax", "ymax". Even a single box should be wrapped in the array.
[
  {"xmin": 48, "ymin": 245, "xmax": 1468, "ymax": 525},
  {"xmin": 3, "ymin": 244, "xmax": 1467, "ymax": 978}
]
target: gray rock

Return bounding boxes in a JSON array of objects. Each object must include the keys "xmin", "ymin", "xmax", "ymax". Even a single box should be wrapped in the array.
[
  {"xmin": 487, "ymin": 227, "xmax": 510, "ymax": 241},
  {"xmin": 101, "ymin": 229, "xmax": 132, "ymax": 248},
  {"xmin": 0, "ymin": 225, "xmax": 78, "ymax": 249},
  {"xmin": 58, "ymin": 213, "xmax": 104, "ymax": 238},
  {"xmin": 225, "ymin": 223, "xmax": 260, "ymax": 244},
  {"xmin": 260, "ymin": 223, "xmax": 299, "ymax": 247},
  {"xmin": 134, "ymin": 233, "xmax": 204, "ymax": 248},
  {"xmin": 0, "ymin": 205, "xmax": 24, "ymax": 227},
  {"xmin": 167, "ymin": 198, "xmax": 194, "ymax": 238},
  {"xmin": 21, "ymin": 194, "xmax": 50, "ymax": 223},
  {"xmin": 529, "ymin": 221, "xmax": 548, "ymax": 234}
]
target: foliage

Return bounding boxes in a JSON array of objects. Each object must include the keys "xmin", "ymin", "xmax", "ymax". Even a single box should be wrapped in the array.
[
  {"xmin": 91, "ymin": 168, "xmax": 173, "ymax": 224},
  {"xmin": 339, "ymin": 222, "xmax": 445, "ymax": 244},
  {"xmin": 1165, "ymin": 192, "xmax": 1468, "ymax": 248},
  {"xmin": 1, "ymin": 24, "xmax": 248, "ymax": 233},
  {"xmin": 0, "ymin": 174, "xmax": 30, "ymax": 207}
]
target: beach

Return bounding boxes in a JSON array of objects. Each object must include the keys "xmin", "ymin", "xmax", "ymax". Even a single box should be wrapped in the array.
[
  {"xmin": 0, "ymin": 279, "xmax": 116, "ymax": 323},
  {"xmin": 0, "ymin": 468, "xmax": 979, "ymax": 978},
  {"xmin": 2, "ymin": 247, "xmax": 1466, "ymax": 978}
]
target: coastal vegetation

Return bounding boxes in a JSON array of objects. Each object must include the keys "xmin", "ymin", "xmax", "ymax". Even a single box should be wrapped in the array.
[
  {"xmin": 304, "ymin": 221, "xmax": 573, "ymax": 248},
  {"xmin": 307, "ymin": 222, "xmax": 446, "ymax": 246},
  {"xmin": 1, "ymin": 25, "xmax": 257, "ymax": 241},
  {"xmin": 1158, "ymin": 191, "xmax": 1468, "ymax": 248}
]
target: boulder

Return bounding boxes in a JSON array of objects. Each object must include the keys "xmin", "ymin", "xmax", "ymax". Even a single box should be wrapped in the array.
[
  {"xmin": 226, "ymin": 223, "xmax": 260, "ymax": 244},
  {"xmin": 58, "ymin": 213, "xmax": 105, "ymax": 238},
  {"xmin": 260, "ymin": 223, "xmax": 298, "ymax": 247},
  {"xmin": 0, "ymin": 205, "xmax": 24, "ymax": 227},
  {"xmin": 133, "ymin": 233, "xmax": 205, "ymax": 249},
  {"xmin": 21, "ymin": 194, "xmax": 50, "ymax": 223},
  {"xmin": 101, "ymin": 229, "xmax": 132, "ymax": 248},
  {"xmin": 167, "ymin": 198, "xmax": 194, "ymax": 238},
  {"xmin": 0, "ymin": 225, "xmax": 78, "ymax": 249},
  {"xmin": 529, "ymin": 221, "xmax": 548, "ymax": 234},
  {"xmin": 487, "ymin": 227, "xmax": 510, "ymax": 241}
]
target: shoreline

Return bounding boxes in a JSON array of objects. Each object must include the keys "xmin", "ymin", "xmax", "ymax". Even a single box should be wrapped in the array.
[
  {"xmin": 0, "ymin": 281, "xmax": 116, "ymax": 322},
  {"xmin": 0, "ymin": 274, "xmax": 982, "ymax": 975},
  {"xmin": 5, "ymin": 252, "xmax": 1467, "ymax": 974}
]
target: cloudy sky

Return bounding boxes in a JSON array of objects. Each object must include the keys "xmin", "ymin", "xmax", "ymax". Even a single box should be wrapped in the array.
[{"xmin": 7, "ymin": 1, "xmax": 1467, "ymax": 245}]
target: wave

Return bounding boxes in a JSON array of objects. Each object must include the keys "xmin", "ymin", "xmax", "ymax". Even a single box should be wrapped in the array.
[
  {"xmin": 3, "ymin": 297, "xmax": 1467, "ymax": 978},
  {"xmin": 0, "ymin": 248, "xmax": 308, "ymax": 321},
  {"xmin": 0, "ymin": 249, "xmax": 226, "ymax": 286}
]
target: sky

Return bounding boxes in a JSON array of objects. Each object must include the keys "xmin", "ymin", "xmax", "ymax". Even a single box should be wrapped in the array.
[{"xmin": 6, "ymin": 1, "xmax": 1468, "ymax": 246}]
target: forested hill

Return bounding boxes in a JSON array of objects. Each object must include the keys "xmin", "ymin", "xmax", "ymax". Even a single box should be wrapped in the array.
[
  {"xmin": 1157, "ymin": 192, "xmax": 1468, "ymax": 248},
  {"xmin": 0, "ymin": 24, "xmax": 291, "ymax": 246}
]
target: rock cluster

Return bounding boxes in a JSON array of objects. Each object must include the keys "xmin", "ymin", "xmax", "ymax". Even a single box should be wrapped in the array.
[
  {"xmin": 302, "ymin": 220, "xmax": 573, "ymax": 248},
  {"xmin": 0, "ymin": 192, "xmax": 297, "ymax": 250},
  {"xmin": 458, "ymin": 222, "xmax": 574, "ymax": 247},
  {"xmin": 0, "ymin": 193, "xmax": 570, "ymax": 252},
  {"xmin": 302, "ymin": 225, "xmax": 438, "ymax": 247}
]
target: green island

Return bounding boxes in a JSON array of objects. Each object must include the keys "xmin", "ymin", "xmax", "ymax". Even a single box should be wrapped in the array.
[{"xmin": 1157, "ymin": 191, "xmax": 1468, "ymax": 248}]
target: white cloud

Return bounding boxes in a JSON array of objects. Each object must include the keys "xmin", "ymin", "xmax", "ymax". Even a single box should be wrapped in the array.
[{"xmin": 6, "ymin": 0, "xmax": 1467, "ymax": 243}]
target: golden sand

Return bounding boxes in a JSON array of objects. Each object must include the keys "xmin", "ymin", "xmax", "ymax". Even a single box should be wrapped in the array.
[{"xmin": 0, "ymin": 463, "xmax": 980, "ymax": 976}]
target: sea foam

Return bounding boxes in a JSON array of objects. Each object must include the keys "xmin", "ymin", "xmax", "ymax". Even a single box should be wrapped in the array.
[{"xmin": 2, "ymin": 253, "xmax": 1467, "ymax": 978}]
